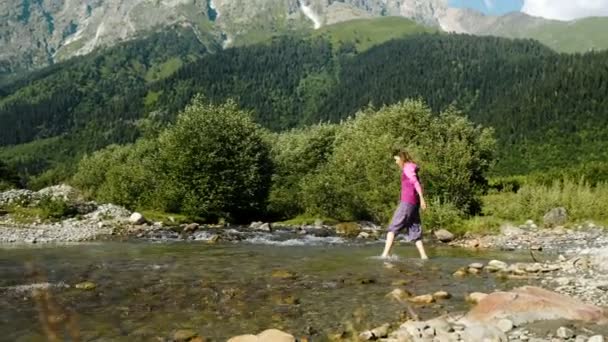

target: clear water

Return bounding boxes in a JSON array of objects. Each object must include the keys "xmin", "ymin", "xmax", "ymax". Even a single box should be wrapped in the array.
[{"xmin": 0, "ymin": 239, "xmax": 535, "ymax": 341}]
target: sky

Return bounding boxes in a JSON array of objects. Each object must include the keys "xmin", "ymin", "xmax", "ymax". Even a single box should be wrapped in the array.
[{"xmin": 449, "ymin": 0, "xmax": 608, "ymax": 20}]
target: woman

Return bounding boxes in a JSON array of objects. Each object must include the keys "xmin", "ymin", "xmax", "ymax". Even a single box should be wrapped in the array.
[{"xmin": 381, "ymin": 150, "xmax": 429, "ymax": 259}]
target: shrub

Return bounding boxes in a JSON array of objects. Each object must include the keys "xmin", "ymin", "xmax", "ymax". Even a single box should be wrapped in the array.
[
  {"xmin": 302, "ymin": 100, "xmax": 496, "ymax": 223},
  {"xmin": 155, "ymin": 95, "xmax": 272, "ymax": 221},
  {"xmin": 268, "ymin": 123, "xmax": 338, "ymax": 219}
]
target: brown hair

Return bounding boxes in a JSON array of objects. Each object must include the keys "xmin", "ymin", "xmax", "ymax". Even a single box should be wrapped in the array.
[{"xmin": 393, "ymin": 149, "xmax": 414, "ymax": 163}]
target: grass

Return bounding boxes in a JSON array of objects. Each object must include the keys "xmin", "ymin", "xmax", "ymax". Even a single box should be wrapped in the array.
[
  {"xmin": 315, "ymin": 16, "xmax": 435, "ymax": 52},
  {"xmin": 144, "ymin": 57, "xmax": 184, "ymax": 83},
  {"xmin": 139, "ymin": 210, "xmax": 191, "ymax": 226},
  {"xmin": 527, "ymin": 17, "xmax": 608, "ymax": 53}
]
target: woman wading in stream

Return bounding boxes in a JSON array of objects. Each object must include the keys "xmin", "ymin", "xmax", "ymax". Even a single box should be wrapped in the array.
[{"xmin": 381, "ymin": 149, "xmax": 429, "ymax": 260}]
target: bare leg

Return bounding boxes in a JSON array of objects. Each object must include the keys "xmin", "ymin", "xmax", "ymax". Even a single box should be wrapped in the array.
[
  {"xmin": 415, "ymin": 240, "xmax": 429, "ymax": 260},
  {"xmin": 381, "ymin": 232, "xmax": 396, "ymax": 258}
]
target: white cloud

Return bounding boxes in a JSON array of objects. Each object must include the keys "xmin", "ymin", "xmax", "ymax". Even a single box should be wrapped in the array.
[
  {"xmin": 483, "ymin": 0, "xmax": 495, "ymax": 9},
  {"xmin": 522, "ymin": 0, "xmax": 608, "ymax": 21}
]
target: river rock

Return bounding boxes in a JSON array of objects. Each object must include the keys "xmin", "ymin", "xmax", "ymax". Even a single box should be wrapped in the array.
[
  {"xmin": 556, "ymin": 326, "xmax": 574, "ymax": 339},
  {"xmin": 462, "ymin": 324, "xmax": 507, "ymax": 342},
  {"xmin": 371, "ymin": 323, "xmax": 390, "ymax": 339},
  {"xmin": 409, "ymin": 294, "xmax": 435, "ymax": 304},
  {"xmin": 488, "ymin": 260, "xmax": 508, "ymax": 270},
  {"xmin": 434, "ymin": 229, "xmax": 455, "ymax": 243},
  {"xmin": 183, "ymin": 223, "xmax": 199, "ymax": 233},
  {"xmin": 387, "ymin": 288, "xmax": 412, "ymax": 302},
  {"xmin": 228, "ymin": 329, "xmax": 295, "ymax": 342},
  {"xmin": 129, "ymin": 212, "xmax": 146, "ymax": 225},
  {"xmin": 256, "ymin": 329, "xmax": 295, "ymax": 342},
  {"xmin": 469, "ymin": 262, "xmax": 484, "ymax": 270},
  {"xmin": 433, "ymin": 291, "xmax": 452, "ymax": 300},
  {"xmin": 453, "ymin": 268, "xmax": 467, "ymax": 277},
  {"xmin": 335, "ymin": 222, "xmax": 361, "ymax": 237},
  {"xmin": 74, "ymin": 281, "xmax": 96, "ymax": 290},
  {"xmin": 543, "ymin": 207, "xmax": 568, "ymax": 228},
  {"xmin": 466, "ymin": 292, "xmax": 488, "ymax": 304},
  {"xmin": 463, "ymin": 286, "xmax": 608, "ymax": 326},
  {"xmin": 500, "ymin": 224, "xmax": 524, "ymax": 236},
  {"xmin": 271, "ymin": 270, "xmax": 296, "ymax": 279},
  {"xmin": 173, "ymin": 329, "xmax": 198, "ymax": 341},
  {"xmin": 496, "ymin": 318, "xmax": 514, "ymax": 332},
  {"xmin": 588, "ymin": 336, "xmax": 605, "ymax": 342}
]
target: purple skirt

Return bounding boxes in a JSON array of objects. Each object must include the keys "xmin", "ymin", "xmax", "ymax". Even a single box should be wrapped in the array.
[{"xmin": 387, "ymin": 202, "xmax": 422, "ymax": 242}]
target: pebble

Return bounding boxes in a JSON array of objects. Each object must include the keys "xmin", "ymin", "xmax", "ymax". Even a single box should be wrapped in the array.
[{"xmin": 497, "ymin": 318, "xmax": 514, "ymax": 332}]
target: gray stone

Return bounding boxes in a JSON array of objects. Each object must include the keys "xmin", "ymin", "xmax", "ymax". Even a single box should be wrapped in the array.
[
  {"xmin": 469, "ymin": 262, "xmax": 484, "ymax": 269},
  {"xmin": 556, "ymin": 327, "xmax": 574, "ymax": 339},
  {"xmin": 543, "ymin": 207, "xmax": 568, "ymax": 228},
  {"xmin": 128, "ymin": 212, "xmax": 146, "ymax": 225},
  {"xmin": 588, "ymin": 336, "xmax": 605, "ymax": 342},
  {"xmin": 434, "ymin": 229, "xmax": 455, "ymax": 242},
  {"xmin": 501, "ymin": 224, "xmax": 524, "ymax": 236}
]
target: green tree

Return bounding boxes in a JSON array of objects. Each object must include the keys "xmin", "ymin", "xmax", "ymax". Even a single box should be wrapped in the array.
[
  {"xmin": 0, "ymin": 159, "xmax": 20, "ymax": 190},
  {"xmin": 155, "ymin": 96, "xmax": 273, "ymax": 221}
]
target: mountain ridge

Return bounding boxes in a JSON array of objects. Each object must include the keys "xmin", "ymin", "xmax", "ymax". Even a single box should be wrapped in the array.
[{"xmin": 3, "ymin": 0, "xmax": 608, "ymax": 76}]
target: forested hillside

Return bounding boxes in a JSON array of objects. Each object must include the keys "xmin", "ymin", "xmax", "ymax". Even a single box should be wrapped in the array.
[{"xmin": 2, "ymin": 27, "xmax": 608, "ymax": 185}]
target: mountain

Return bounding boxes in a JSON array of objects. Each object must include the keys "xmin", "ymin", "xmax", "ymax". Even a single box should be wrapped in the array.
[
  {"xmin": 439, "ymin": 9, "xmax": 608, "ymax": 53},
  {"xmin": 0, "ymin": 0, "xmax": 445, "ymax": 76},
  {"xmin": 2, "ymin": 0, "xmax": 608, "ymax": 77}
]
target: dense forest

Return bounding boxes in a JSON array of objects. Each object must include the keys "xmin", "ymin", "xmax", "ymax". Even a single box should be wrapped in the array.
[{"xmin": 1, "ymin": 29, "xmax": 608, "ymax": 185}]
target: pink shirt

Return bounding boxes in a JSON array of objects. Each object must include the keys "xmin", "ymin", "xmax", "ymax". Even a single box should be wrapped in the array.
[{"xmin": 401, "ymin": 162, "xmax": 422, "ymax": 205}]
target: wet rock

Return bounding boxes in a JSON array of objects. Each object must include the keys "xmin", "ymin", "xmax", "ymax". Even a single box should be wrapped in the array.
[
  {"xmin": 433, "ymin": 291, "xmax": 452, "ymax": 300},
  {"xmin": 207, "ymin": 234, "xmax": 220, "ymax": 244},
  {"xmin": 129, "ymin": 212, "xmax": 146, "ymax": 225},
  {"xmin": 74, "ymin": 281, "xmax": 96, "ymax": 290},
  {"xmin": 525, "ymin": 264, "xmax": 542, "ymax": 273},
  {"xmin": 466, "ymin": 292, "xmax": 488, "ymax": 304},
  {"xmin": 588, "ymin": 336, "xmax": 605, "ymax": 342},
  {"xmin": 468, "ymin": 267, "xmax": 481, "ymax": 275},
  {"xmin": 335, "ymin": 222, "xmax": 361, "ymax": 238},
  {"xmin": 370, "ymin": 323, "xmax": 390, "ymax": 339},
  {"xmin": 556, "ymin": 327, "xmax": 574, "ymax": 339},
  {"xmin": 453, "ymin": 268, "xmax": 467, "ymax": 277},
  {"xmin": 469, "ymin": 262, "xmax": 484, "ymax": 270},
  {"xmin": 434, "ymin": 229, "xmax": 455, "ymax": 243},
  {"xmin": 409, "ymin": 294, "xmax": 435, "ymax": 304},
  {"xmin": 387, "ymin": 288, "xmax": 412, "ymax": 302},
  {"xmin": 357, "ymin": 232, "xmax": 371, "ymax": 239},
  {"xmin": 271, "ymin": 270, "xmax": 296, "ymax": 279},
  {"xmin": 544, "ymin": 207, "xmax": 568, "ymax": 228},
  {"xmin": 173, "ymin": 329, "xmax": 198, "ymax": 341}
]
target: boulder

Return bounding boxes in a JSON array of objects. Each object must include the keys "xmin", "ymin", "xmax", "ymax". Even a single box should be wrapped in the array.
[
  {"xmin": 543, "ymin": 207, "xmax": 568, "ymax": 228},
  {"xmin": 434, "ymin": 229, "xmax": 455, "ymax": 242},
  {"xmin": 556, "ymin": 326, "xmax": 574, "ymax": 339},
  {"xmin": 129, "ymin": 212, "xmax": 146, "ymax": 225},
  {"xmin": 463, "ymin": 286, "xmax": 608, "ymax": 326},
  {"xmin": 461, "ymin": 324, "xmax": 507, "ymax": 342},
  {"xmin": 183, "ymin": 223, "xmax": 200, "ymax": 233}
]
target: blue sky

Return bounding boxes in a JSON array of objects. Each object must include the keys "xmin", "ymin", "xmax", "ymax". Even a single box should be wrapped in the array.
[{"xmin": 449, "ymin": 0, "xmax": 524, "ymax": 16}]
